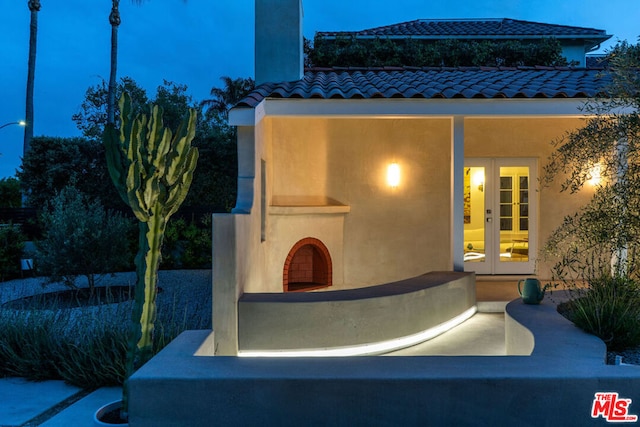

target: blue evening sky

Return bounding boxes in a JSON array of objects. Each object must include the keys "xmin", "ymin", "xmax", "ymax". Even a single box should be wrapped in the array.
[{"xmin": 1, "ymin": 0, "xmax": 638, "ymax": 178}]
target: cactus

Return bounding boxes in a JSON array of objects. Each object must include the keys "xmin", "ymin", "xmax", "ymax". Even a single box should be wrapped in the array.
[{"xmin": 104, "ymin": 92, "xmax": 198, "ymax": 418}]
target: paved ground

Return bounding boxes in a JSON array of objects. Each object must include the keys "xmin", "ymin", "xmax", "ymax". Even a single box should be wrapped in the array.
[
  {"xmin": 0, "ymin": 275, "xmax": 518, "ymax": 426},
  {"xmin": 386, "ymin": 313, "xmax": 505, "ymax": 356},
  {"xmin": 0, "ymin": 377, "xmax": 81, "ymax": 426},
  {"xmin": 0, "ymin": 379, "xmax": 120, "ymax": 427},
  {"xmin": 38, "ymin": 387, "xmax": 121, "ymax": 427}
]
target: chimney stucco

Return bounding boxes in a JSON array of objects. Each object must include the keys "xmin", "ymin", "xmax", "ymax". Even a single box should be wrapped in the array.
[{"xmin": 255, "ymin": 0, "xmax": 304, "ymax": 85}]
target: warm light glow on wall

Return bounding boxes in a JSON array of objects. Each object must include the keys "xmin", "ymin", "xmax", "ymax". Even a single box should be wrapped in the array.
[
  {"xmin": 387, "ymin": 163, "xmax": 400, "ymax": 188},
  {"xmin": 587, "ymin": 163, "xmax": 602, "ymax": 186},
  {"xmin": 472, "ymin": 170, "xmax": 484, "ymax": 191}
]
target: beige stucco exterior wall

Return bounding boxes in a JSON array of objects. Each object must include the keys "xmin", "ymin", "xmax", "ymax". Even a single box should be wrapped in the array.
[
  {"xmin": 216, "ymin": 104, "xmax": 601, "ymax": 353},
  {"xmin": 260, "ymin": 117, "xmax": 453, "ymax": 290},
  {"xmin": 220, "ymin": 113, "xmax": 599, "ymax": 306},
  {"xmin": 464, "ymin": 117, "xmax": 597, "ymax": 278},
  {"xmin": 212, "ymin": 123, "xmax": 266, "ymax": 354}
]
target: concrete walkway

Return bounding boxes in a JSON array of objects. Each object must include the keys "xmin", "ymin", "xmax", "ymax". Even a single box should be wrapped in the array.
[
  {"xmin": 386, "ymin": 312, "xmax": 505, "ymax": 356},
  {"xmin": 0, "ymin": 279, "xmax": 520, "ymax": 426},
  {"xmin": 0, "ymin": 379, "xmax": 120, "ymax": 427},
  {"xmin": 385, "ymin": 278, "xmax": 522, "ymax": 356},
  {"xmin": 0, "ymin": 377, "xmax": 82, "ymax": 426},
  {"xmin": 38, "ymin": 387, "xmax": 121, "ymax": 427}
]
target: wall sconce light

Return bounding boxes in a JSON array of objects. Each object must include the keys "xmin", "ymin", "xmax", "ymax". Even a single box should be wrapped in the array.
[
  {"xmin": 472, "ymin": 170, "xmax": 484, "ymax": 192},
  {"xmin": 587, "ymin": 163, "xmax": 602, "ymax": 186},
  {"xmin": 387, "ymin": 163, "xmax": 400, "ymax": 188}
]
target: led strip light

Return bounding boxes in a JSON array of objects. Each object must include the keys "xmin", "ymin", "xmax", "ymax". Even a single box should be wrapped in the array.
[{"xmin": 238, "ymin": 305, "xmax": 478, "ymax": 358}]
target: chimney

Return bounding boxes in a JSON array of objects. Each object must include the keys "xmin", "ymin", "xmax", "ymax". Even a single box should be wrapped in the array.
[{"xmin": 255, "ymin": 0, "xmax": 304, "ymax": 85}]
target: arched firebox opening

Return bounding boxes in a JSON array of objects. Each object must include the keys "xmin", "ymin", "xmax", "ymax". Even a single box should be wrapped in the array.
[{"xmin": 283, "ymin": 237, "xmax": 332, "ymax": 292}]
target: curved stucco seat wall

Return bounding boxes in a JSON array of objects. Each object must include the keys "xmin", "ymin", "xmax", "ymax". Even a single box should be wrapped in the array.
[{"xmin": 237, "ymin": 271, "xmax": 475, "ymax": 353}]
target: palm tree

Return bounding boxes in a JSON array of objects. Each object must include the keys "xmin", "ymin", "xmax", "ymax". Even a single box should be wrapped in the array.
[
  {"xmin": 200, "ymin": 76, "xmax": 255, "ymax": 121},
  {"xmin": 24, "ymin": 0, "xmax": 41, "ymax": 158},
  {"xmin": 107, "ymin": 1, "xmax": 185, "ymax": 126},
  {"xmin": 107, "ymin": 1, "xmax": 144, "ymax": 126}
]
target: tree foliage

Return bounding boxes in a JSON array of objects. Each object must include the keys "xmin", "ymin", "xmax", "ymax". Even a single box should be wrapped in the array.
[
  {"xmin": 72, "ymin": 76, "xmax": 148, "ymax": 140},
  {"xmin": 188, "ymin": 76, "xmax": 255, "ymax": 210},
  {"xmin": 201, "ymin": 76, "xmax": 255, "ymax": 123},
  {"xmin": 73, "ymin": 77, "xmax": 215, "ymax": 141},
  {"xmin": 36, "ymin": 186, "xmax": 134, "ymax": 292},
  {"xmin": 17, "ymin": 136, "xmax": 124, "ymax": 209},
  {"xmin": 308, "ymin": 35, "xmax": 569, "ymax": 68},
  {"xmin": 40, "ymin": 76, "xmax": 250, "ymax": 212},
  {"xmin": 542, "ymin": 41, "xmax": 640, "ymax": 280},
  {"xmin": 154, "ymin": 80, "xmax": 195, "ymax": 132},
  {"xmin": 162, "ymin": 216, "xmax": 212, "ymax": 269},
  {"xmin": 0, "ymin": 178, "xmax": 22, "ymax": 208},
  {"xmin": 185, "ymin": 129, "xmax": 237, "ymax": 210},
  {"xmin": 0, "ymin": 224, "xmax": 26, "ymax": 282}
]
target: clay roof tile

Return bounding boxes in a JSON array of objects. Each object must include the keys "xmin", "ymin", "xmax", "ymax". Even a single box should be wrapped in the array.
[{"xmin": 235, "ymin": 67, "xmax": 614, "ymax": 107}]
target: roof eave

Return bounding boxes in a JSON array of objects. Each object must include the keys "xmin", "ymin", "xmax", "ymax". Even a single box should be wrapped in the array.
[
  {"xmin": 229, "ymin": 107, "xmax": 256, "ymax": 126},
  {"xmin": 236, "ymin": 97, "xmax": 599, "ymax": 123}
]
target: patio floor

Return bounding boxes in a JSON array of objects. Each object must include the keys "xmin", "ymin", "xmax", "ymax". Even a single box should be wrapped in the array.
[{"xmin": 386, "ymin": 276, "xmax": 526, "ymax": 356}]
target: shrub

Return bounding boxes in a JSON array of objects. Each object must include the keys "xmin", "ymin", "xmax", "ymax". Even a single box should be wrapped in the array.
[
  {"xmin": 185, "ymin": 132, "xmax": 237, "ymax": 212},
  {"xmin": 309, "ymin": 36, "xmax": 569, "ymax": 68},
  {"xmin": 0, "ymin": 177, "xmax": 21, "ymax": 208},
  {"xmin": 36, "ymin": 186, "xmax": 134, "ymax": 292},
  {"xmin": 560, "ymin": 275, "xmax": 640, "ymax": 351},
  {"xmin": 0, "ymin": 309, "xmax": 66, "ymax": 380},
  {"xmin": 17, "ymin": 136, "xmax": 124, "ymax": 210},
  {"xmin": 162, "ymin": 216, "xmax": 212, "ymax": 269},
  {"xmin": 0, "ymin": 285, "xmax": 210, "ymax": 388},
  {"xmin": 0, "ymin": 224, "xmax": 26, "ymax": 282}
]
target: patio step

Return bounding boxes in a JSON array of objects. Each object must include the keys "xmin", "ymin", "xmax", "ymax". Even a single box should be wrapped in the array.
[{"xmin": 477, "ymin": 300, "xmax": 507, "ymax": 312}]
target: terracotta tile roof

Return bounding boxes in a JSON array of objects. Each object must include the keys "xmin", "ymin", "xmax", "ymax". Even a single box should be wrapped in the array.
[
  {"xmin": 236, "ymin": 67, "xmax": 610, "ymax": 108},
  {"xmin": 319, "ymin": 18, "xmax": 610, "ymax": 41}
]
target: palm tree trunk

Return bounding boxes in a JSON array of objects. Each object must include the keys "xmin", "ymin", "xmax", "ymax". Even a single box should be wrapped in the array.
[
  {"xmin": 107, "ymin": 1, "xmax": 121, "ymax": 126},
  {"xmin": 24, "ymin": 0, "xmax": 41, "ymax": 158}
]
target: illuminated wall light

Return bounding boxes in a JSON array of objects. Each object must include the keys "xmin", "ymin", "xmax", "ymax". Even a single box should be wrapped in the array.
[
  {"xmin": 472, "ymin": 170, "xmax": 485, "ymax": 192},
  {"xmin": 587, "ymin": 163, "xmax": 602, "ymax": 186},
  {"xmin": 238, "ymin": 306, "xmax": 477, "ymax": 358},
  {"xmin": 387, "ymin": 163, "xmax": 401, "ymax": 188}
]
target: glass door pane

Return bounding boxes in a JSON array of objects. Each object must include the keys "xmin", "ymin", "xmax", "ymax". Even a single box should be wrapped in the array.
[
  {"xmin": 463, "ymin": 167, "xmax": 486, "ymax": 263},
  {"xmin": 463, "ymin": 158, "xmax": 536, "ymax": 275},
  {"xmin": 499, "ymin": 166, "xmax": 529, "ymax": 263}
]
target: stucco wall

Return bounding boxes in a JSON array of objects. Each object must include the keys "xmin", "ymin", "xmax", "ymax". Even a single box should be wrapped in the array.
[
  {"xmin": 212, "ymin": 124, "xmax": 266, "ymax": 354},
  {"xmin": 561, "ymin": 43, "xmax": 587, "ymax": 67},
  {"xmin": 239, "ymin": 115, "xmax": 598, "ymax": 295},
  {"xmin": 263, "ymin": 117, "xmax": 453, "ymax": 289},
  {"xmin": 465, "ymin": 117, "xmax": 597, "ymax": 278}
]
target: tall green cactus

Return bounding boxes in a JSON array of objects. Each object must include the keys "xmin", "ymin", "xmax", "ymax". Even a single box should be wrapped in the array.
[{"xmin": 104, "ymin": 92, "xmax": 198, "ymax": 417}]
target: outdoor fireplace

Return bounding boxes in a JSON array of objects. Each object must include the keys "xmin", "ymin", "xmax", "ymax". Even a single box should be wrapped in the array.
[{"xmin": 283, "ymin": 237, "xmax": 332, "ymax": 292}]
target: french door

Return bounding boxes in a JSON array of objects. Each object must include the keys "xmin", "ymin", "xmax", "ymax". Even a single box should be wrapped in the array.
[{"xmin": 463, "ymin": 158, "xmax": 537, "ymax": 275}]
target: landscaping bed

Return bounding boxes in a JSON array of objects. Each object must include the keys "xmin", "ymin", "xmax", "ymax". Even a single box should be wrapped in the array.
[{"xmin": 0, "ymin": 270, "xmax": 211, "ymax": 388}]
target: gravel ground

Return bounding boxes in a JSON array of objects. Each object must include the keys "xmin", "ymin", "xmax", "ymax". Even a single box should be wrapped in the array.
[
  {"xmin": 0, "ymin": 270, "xmax": 212, "ymax": 329},
  {"xmin": 608, "ymin": 346, "xmax": 640, "ymax": 365}
]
